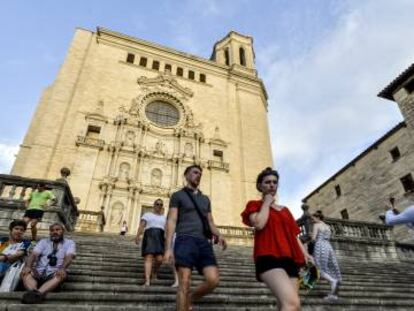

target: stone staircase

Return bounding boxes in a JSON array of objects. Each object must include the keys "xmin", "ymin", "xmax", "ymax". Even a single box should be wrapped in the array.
[{"xmin": 1, "ymin": 232, "xmax": 414, "ymax": 310}]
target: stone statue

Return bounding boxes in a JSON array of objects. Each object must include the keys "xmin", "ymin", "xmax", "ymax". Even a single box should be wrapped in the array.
[
  {"xmin": 184, "ymin": 143, "xmax": 193, "ymax": 158},
  {"xmin": 154, "ymin": 140, "xmax": 166, "ymax": 156},
  {"xmin": 119, "ymin": 163, "xmax": 131, "ymax": 180},
  {"xmin": 110, "ymin": 203, "xmax": 124, "ymax": 226},
  {"xmin": 297, "ymin": 203, "xmax": 313, "ymax": 239},
  {"xmin": 125, "ymin": 131, "xmax": 135, "ymax": 146},
  {"xmin": 56, "ymin": 167, "xmax": 71, "ymax": 184},
  {"xmin": 151, "ymin": 168, "xmax": 162, "ymax": 187}
]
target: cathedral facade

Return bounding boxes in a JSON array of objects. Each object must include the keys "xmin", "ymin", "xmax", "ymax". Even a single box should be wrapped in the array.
[{"xmin": 11, "ymin": 27, "xmax": 273, "ymax": 233}]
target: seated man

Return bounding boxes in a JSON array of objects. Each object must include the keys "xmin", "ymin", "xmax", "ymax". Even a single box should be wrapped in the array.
[
  {"xmin": 21, "ymin": 223, "xmax": 76, "ymax": 304},
  {"xmin": 0, "ymin": 220, "xmax": 30, "ymax": 282}
]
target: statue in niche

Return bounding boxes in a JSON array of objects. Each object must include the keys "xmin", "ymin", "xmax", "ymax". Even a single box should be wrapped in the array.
[
  {"xmin": 125, "ymin": 131, "xmax": 135, "ymax": 147},
  {"xmin": 110, "ymin": 202, "xmax": 124, "ymax": 226},
  {"xmin": 151, "ymin": 168, "xmax": 162, "ymax": 187},
  {"xmin": 184, "ymin": 143, "xmax": 193, "ymax": 158},
  {"xmin": 119, "ymin": 162, "xmax": 131, "ymax": 180},
  {"xmin": 154, "ymin": 140, "xmax": 166, "ymax": 156}
]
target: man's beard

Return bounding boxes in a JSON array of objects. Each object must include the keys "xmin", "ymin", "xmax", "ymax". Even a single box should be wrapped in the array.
[{"xmin": 50, "ymin": 235, "xmax": 63, "ymax": 242}]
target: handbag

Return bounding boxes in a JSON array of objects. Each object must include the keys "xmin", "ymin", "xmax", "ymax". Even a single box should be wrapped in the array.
[
  {"xmin": 0, "ymin": 261, "xmax": 25, "ymax": 292},
  {"xmin": 299, "ymin": 262, "xmax": 320, "ymax": 292},
  {"xmin": 182, "ymin": 188, "xmax": 213, "ymax": 240}
]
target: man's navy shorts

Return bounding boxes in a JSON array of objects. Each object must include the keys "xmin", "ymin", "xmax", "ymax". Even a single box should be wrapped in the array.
[{"xmin": 174, "ymin": 234, "xmax": 217, "ymax": 274}]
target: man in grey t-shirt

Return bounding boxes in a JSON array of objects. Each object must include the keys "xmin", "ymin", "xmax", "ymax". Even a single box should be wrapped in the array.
[{"xmin": 164, "ymin": 164, "xmax": 227, "ymax": 311}]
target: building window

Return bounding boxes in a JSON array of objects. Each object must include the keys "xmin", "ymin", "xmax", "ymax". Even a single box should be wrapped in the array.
[
  {"xmin": 139, "ymin": 57, "xmax": 147, "ymax": 67},
  {"xmin": 126, "ymin": 53, "xmax": 135, "ymax": 64},
  {"xmin": 224, "ymin": 48, "xmax": 230, "ymax": 66},
  {"xmin": 390, "ymin": 147, "xmax": 401, "ymax": 161},
  {"xmin": 86, "ymin": 125, "xmax": 101, "ymax": 139},
  {"xmin": 200, "ymin": 74, "xmax": 206, "ymax": 83},
  {"xmin": 176, "ymin": 67, "xmax": 183, "ymax": 76},
  {"xmin": 239, "ymin": 47, "xmax": 246, "ymax": 66},
  {"xmin": 164, "ymin": 64, "xmax": 172, "ymax": 73},
  {"xmin": 188, "ymin": 70, "xmax": 195, "ymax": 80},
  {"xmin": 340, "ymin": 209, "xmax": 349, "ymax": 220},
  {"xmin": 404, "ymin": 79, "xmax": 414, "ymax": 94},
  {"xmin": 400, "ymin": 174, "xmax": 414, "ymax": 193},
  {"xmin": 213, "ymin": 149, "xmax": 223, "ymax": 161},
  {"xmin": 145, "ymin": 101, "xmax": 180, "ymax": 127},
  {"xmin": 152, "ymin": 60, "xmax": 160, "ymax": 70},
  {"xmin": 334, "ymin": 184, "xmax": 341, "ymax": 197}
]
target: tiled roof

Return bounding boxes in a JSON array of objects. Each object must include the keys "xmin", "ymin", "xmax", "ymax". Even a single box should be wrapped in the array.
[{"xmin": 378, "ymin": 63, "xmax": 414, "ymax": 100}]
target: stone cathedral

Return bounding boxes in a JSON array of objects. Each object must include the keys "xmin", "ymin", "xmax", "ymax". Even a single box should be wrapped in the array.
[{"xmin": 11, "ymin": 27, "xmax": 272, "ymax": 233}]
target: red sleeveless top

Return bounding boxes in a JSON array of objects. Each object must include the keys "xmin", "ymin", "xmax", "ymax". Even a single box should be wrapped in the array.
[{"xmin": 241, "ymin": 200, "xmax": 305, "ymax": 266}]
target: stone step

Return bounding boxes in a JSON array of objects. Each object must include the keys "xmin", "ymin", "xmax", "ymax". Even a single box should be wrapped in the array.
[
  {"xmin": 1, "ymin": 292, "xmax": 413, "ymax": 309},
  {"xmin": 1, "ymin": 304, "xmax": 413, "ymax": 311}
]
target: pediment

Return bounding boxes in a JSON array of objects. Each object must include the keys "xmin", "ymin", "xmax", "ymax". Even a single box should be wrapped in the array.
[{"xmin": 137, "ymin": 73, "xmax": 193, "ymax": 98}]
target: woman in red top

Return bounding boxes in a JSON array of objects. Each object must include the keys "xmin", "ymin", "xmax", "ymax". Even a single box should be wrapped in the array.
[{"xmin": 241, "ymin": 167, "xmax": 312, "ymax": 311}]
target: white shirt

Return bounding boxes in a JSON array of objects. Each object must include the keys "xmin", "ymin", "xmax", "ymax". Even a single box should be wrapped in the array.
[
  {"xmin": 33, "ymin": 238, "xmax": 76, "ymax": 276},
  {"xmin": 141, "ymin": 212, "xmax": 166, "ymax": 230}
]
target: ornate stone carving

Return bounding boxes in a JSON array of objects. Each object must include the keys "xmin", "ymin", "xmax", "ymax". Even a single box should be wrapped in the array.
[
  {"xmin": 151, "ymin": 168, "xmax": 162, "ymax": 187},
  {"xmin": 118, "ymin": 162, "xmax": 131, "ymax": 180},
  {"xmin": 137, "ymin": 73, "xmax": 194, "ymax": 98},
  {"xmin": 109, "ymin": 202, "xmax": 124, "ymax": 226},
  {"xmin": 184, "ymin": 143, "xmax": 194, "ymax": 158}
]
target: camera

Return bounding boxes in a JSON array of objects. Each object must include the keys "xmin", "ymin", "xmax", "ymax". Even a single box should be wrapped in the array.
[{"xmin": 47, "ymin": 253, "xmax": 58, "ymax": 267}]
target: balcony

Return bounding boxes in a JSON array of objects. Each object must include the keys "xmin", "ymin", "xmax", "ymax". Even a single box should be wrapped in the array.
[
  {"xmin": 76, "ymin": 135, "xmax": 105, "ymax": 150},
  {"xmin": 207, "ymin": 160, "xmax": 229, "ymax": 172}
]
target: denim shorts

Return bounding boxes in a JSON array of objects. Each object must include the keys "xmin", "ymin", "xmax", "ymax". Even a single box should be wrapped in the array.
[{"xmin": 174, "ymin": 234, "xmax": 217, "ymax": 275}]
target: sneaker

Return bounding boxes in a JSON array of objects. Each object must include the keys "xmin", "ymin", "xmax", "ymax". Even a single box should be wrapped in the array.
[
  {"xmin": 21, "ymin": 290, "xmax": 44, "ymax": 304},
  {"xmin": 323, "ymin": 294, "xmax": 338, "ymax": 301}
]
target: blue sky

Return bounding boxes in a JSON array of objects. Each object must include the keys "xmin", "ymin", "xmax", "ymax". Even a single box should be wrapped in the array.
[{"xmin": 1, "ymin": 0, "xmax": 413, "ymax": 216}]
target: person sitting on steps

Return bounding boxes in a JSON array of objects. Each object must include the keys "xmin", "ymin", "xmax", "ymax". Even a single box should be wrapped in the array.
[{"xmin": 21, "ymin": 223, "xmax": 76, "ymax": 304}]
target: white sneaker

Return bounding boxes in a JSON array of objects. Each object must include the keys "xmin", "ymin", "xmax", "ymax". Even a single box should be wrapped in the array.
[{"xmin": 324, "ymin": 294, "xmax": 338, "ymax": 301}]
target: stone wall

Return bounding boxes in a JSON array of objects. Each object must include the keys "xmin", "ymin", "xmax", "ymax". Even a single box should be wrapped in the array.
[{"xmin": 10, "ymin": 28, "xmax": 273, "ymax": 234}]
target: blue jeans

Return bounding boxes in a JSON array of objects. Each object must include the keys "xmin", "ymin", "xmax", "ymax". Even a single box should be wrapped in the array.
[{"xmin": 0, "ymin": 262, "xmax": 11, "ymax": 280}]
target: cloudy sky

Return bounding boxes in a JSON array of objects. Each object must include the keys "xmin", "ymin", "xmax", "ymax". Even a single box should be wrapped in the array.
[{"xmin": 1, "ymin": 0, "xmax": 413, "ymax": 216}]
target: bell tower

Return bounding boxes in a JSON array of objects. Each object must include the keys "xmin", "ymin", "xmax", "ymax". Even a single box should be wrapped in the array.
[{"xmin": 211, "ymin": 31, "xmax": 257, "ymax": 76}]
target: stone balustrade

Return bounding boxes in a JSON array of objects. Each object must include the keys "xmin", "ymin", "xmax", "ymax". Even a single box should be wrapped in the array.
[
  {"xmin": 298, "ymin": 217, "xmax": 393, "ymax": 243},
  {"xmin": 76, "ymin": 210, "xmax": 106, "ymax": 233},
  {"xmin": 0, "ymin": 174, "xmax": 78, "ymax": 231},
  {"xmin": 76, "ymin": 135, "xmax": 105, "ymax": 150},
  {"xmin": 207, "ymin": 160, "xmax": 230, "ymax": 172}
]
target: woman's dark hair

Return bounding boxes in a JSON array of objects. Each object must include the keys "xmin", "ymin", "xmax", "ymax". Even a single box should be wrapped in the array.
[
  {"xmin": 184, "ymin": 164, "xmax": 203, "ymax": 175},
  {"xmin": 312, "ymin": 210, "xmax": 325, "ymax": 221},
  {"xmin": 9, "ymin": 219, "xmax": 27, "ymax": 231},
  {"xmin": 256, "ymin": 167, "xmax": 279, "ymax": 192}
]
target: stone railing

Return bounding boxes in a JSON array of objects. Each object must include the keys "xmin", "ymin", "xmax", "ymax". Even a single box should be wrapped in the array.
[
  {"xmin": 0, "ymin": 174, "xmax": 78, "ymax": 231},
  {"xmin": 217, "ymin": 225, "xmax": 253, "ymax": 246},
  {"xmin": 395, "ymin": 242, "xmax": 414, "ymax": 262},
  {"xmin": 76, "ymin": 135, "xmax": 105, "ymax": 150},
  {"xmin": 207, "ymin": 160, "xmax": 230, "ymax": 172},
  {"xmin": 76, "ymin": 210, "xmax": 106, "ymax": 233},
  {"xmin": 298, "ymin": 217, "xmax": 393, "ymax": 243}
]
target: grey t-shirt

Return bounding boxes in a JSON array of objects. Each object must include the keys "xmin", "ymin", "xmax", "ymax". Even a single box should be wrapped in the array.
[{"xmin": 169, "ymin": 188, "xmax": 211, "ymax": 238}]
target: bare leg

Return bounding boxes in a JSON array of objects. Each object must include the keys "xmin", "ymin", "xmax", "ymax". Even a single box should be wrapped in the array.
[
  {"xmin": 143, "ymin": 254, "xmax": 153, "ymax": 285},
  {"xmin": 22, "ymin": 273, "xmax": 39, "ymax": 291},
  {"xmin": 191, "ymin": 266, "xmax": 219, "ymax": 303},
  {"xmin": 171, "ymin": 260, "xmax": 179, "ymax": 287},
  {"xmin": 153, "ymin": 254, "xmax": 163, "ymax": 281},
  {"xmin": 260, "ymin": 269, "xmax": 301, "ymax": 311},
  {"xmin": 177, "ymin": 267, "xmax": 192, "ymax": 311},
  {"xmin": 30, "ymin": 219, "xmax": 39, "ymax": 241},
  {"xmin": 38, "ymin": 275, "xmax": 63, "ymax": 295}
]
